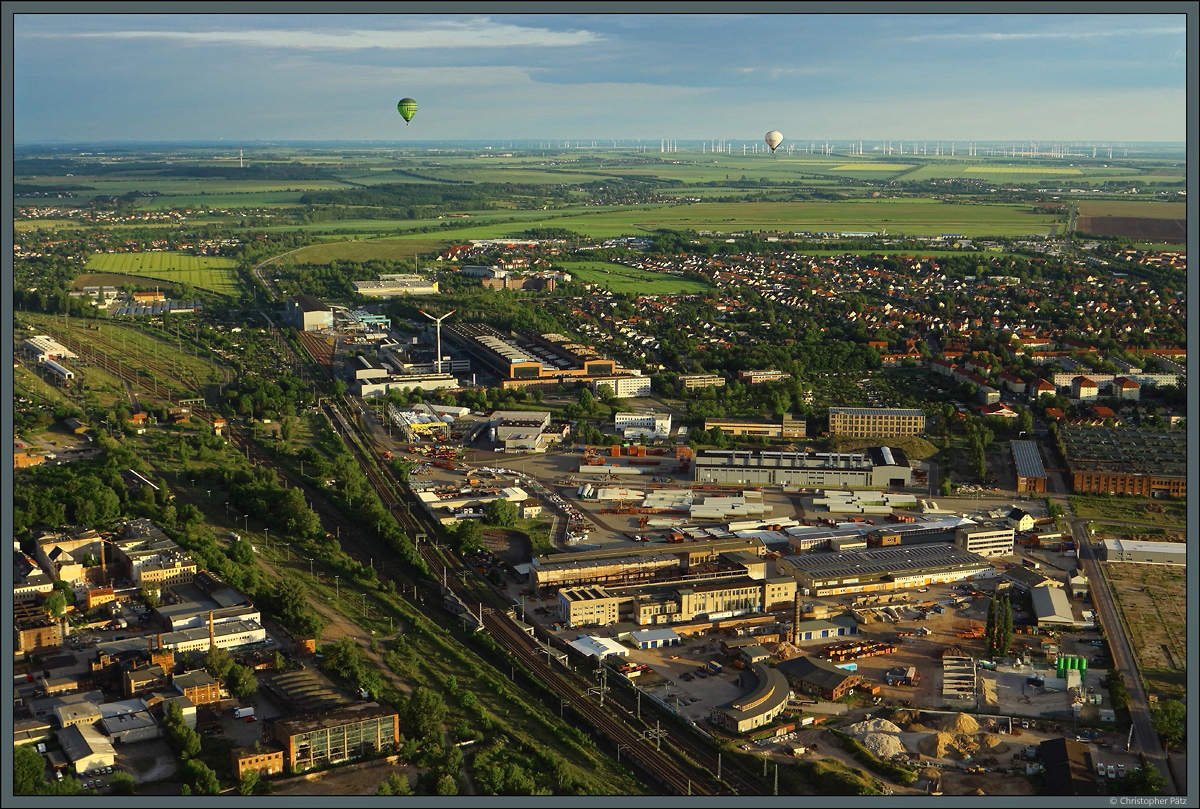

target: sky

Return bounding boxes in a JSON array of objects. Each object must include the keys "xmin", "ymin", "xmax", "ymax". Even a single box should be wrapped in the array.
[{"xmin": 11, "ymin": 9, "xmax": 1191, "ymax": 144}]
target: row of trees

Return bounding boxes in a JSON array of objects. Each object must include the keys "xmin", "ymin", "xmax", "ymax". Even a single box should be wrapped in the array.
[{"xmin": 984, "ymin": 594, "xmax": 1014, "ymax": 658}]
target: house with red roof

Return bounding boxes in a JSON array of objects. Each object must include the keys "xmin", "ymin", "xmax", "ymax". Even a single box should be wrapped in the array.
[
  {"xmin": 1112, "ymin": 376, "xmax": 1140, "ymax": 401},
  {"xmin": 1070, "ymin": 376, "xmax": 1099, "ymax": 402}
]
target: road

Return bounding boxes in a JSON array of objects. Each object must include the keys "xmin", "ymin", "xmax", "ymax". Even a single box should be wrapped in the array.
[{"xmin": 1071, "ymin": 517, "xmax": 1175, "ymax": 794}]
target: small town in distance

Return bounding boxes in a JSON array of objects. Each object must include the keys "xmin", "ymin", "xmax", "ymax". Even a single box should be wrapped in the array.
[{"xmin": 11, "ymin": 12, "xmax": 1190, "ymax": 803}]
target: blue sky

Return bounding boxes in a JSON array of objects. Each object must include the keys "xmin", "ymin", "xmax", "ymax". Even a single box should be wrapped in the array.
[{"xmin": 13, "ymin": 11, "xmax": 1189, "ymax": 143}]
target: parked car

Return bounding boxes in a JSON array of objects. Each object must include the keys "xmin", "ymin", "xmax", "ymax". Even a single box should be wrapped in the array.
[
  {"xmin": 1107, "ymin": 765, "xmax": 1117, "ymax": 779},
  {"xmin": 1096, "ymin": 762, "xmax": 1105, "ymax": 776},
  {"xmin": 1118, "ymin": 764, "xmax": 1126, "ymax": 777}
]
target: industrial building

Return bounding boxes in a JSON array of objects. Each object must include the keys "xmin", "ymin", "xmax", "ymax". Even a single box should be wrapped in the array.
[
  {"xmin": 528, "ymin": 536, "xmax": 765, "ymax": 595},
  {"xmin": 827, "ymin": 407, "xmax": 926, "ymax": 438},
  {"xmin": 415, "ymin": 485, "xmax": 530, "ymax": 524},
  {"xmin": 709, "ymin": 663, "xmax": 791, "ymax": 734},
  {"xmin": 352, "ymin": 276, "xmax": 439, "ymax": 297},
  {"xmin": 1060, "ymin": 426, "xmax": 1186, "ymax": 497},
  {"xmin": 444, "ymin": 323, "xmax": 629, "ymax": 390},
  {"xmin": 775, "ymin": 543, "xmax": 993, "ymax": 597},
  {"xmin": 94, "ymin": 619, "xmax": 267, "ymax": 656},
  {"xmin": 357, "ymin": 372, "xmax": 459, "ymax": 396},
  {"xmin": 57, "ymin": 724, "xmax": 116, "ymax": 776},
  {"xmin": 614, "ymin": 411, "xmax": 672, "ymax": 439},
  {"xmin": 559, "ymin": 575, "xmax": 795, "ymax": 628},
  {"xmin": 1031, "ymin": 586, "xmax": 1077, "ymax": 628},
  {"xmin": 272, "ymin": 704, "xmax": 400, "ymax": 773},
  {"xmin": 693, "ymin": 447, "xmax": 911, "ymax": 489},
  {"xmin": 703, "ymin": 414, "xmax": 806, "ymax": 439},
  {"xmin": 954, "ymin": 525, "xmax": 1015, "ymax": 558},
  {"xmin": 285, "ymin": 294, "xmax": 334, "ymax": 332},
  {"xmin": 1009, "ymin": 440, "xmax": 1048, "ymax": 493},
  {"xmin": 777, "ymin": 656, "xmax": 862, "ymax": 701},
  {"xmin": 1098, "ymin": 539, "xmax": 1185, "ymax": 565},
  {"xmin": 21, "ymin": 335, "xmax": 78, "ymax": 363}
]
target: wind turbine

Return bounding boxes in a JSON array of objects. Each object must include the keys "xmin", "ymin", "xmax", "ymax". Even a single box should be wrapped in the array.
[{"xmin": 419, "ymin": 309, "xmax": 456, "ymax": 373}]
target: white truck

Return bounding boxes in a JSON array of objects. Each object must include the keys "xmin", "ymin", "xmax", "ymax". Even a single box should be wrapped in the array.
[{"xmin": 233, "ymin": 706, "xmax": 256, "ymax": 720}]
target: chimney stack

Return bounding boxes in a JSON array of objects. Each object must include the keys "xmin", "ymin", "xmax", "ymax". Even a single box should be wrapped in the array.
[{"xmin": 208, "ymin": 611, "xmax": 215, "ymax": 649}]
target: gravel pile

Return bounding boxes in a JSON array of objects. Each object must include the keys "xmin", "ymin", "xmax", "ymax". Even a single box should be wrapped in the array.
[
  {"xmin": 859, "ymin": 731, "xmax": 905, "ymax": 759},
  {"xmin": 845, "ymin": 718, "xmax": 903, "ymax": 736}
]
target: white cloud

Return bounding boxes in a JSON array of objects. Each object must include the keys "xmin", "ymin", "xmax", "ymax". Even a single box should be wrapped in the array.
[
  {"xmin": 895, "ymin": 25, "xmax": 1185, "ymax": 44},
  {"xmin": 34, "ymin": 18, "xmax": 603, "ymax": 50}
]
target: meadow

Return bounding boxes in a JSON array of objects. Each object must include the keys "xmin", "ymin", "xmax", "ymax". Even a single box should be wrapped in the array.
[
  {"xmin": 85, "ymin": 252, "xmax": 241, "ymax": 295},
  {"xmin": 556, "ymin": 260, "xmax": 712, "ymax": 294}
]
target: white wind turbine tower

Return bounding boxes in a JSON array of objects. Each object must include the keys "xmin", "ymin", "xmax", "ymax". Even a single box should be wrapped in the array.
[{"xmin": 419, "ymin": 309, "xmax": 456, "ymax": 373}]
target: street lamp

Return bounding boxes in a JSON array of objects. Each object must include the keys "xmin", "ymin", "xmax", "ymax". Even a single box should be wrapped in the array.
[
  {"xmin": 243, "ymin": 514, "xmax": 249, "ymax": 533},
  {"xmin": 334, "ymin": 576, "xmax": 340, "ymax": 598}
]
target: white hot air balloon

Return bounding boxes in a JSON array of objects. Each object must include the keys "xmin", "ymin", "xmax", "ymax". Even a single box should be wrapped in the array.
[{"xmin": 765, "ymin": 131, "xmax": 784, "ymax": 153}]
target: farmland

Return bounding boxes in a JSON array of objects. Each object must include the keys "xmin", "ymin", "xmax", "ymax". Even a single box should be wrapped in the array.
[
  {"xmin": 307, "ymin": 200, "xmax": 1066, "ymax": 241},
  {"xmin": 84, "ymin": 252, "xmax": 241, "ymax": 295},
  {"xmin": 284, "ymin": 238, "xmax": 452, "ymax": 265},
  {"xmin": 1072, "ymin": 201, "xmax": 1186, "ymax": 219},
  {"xmin": 556, "ymin": 261, "xmax": 711, "ymax": 295}
]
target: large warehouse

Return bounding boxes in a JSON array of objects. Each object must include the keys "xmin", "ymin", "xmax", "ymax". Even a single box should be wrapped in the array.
[
  {"xmin": 694, "ymin": 447, "xmax": 911, "ymax": 489},
  {"xmin": 1098, "ymin": 539, "xmax": 1185, "ymax": 565},
  {"xmin": 1060, "ymin": 426, "xmax": 1186, "ymax": 498},
  {"xmin": 286, "ymin": 294, "xmax": 333, "ymax": 332},
  {"xmin": 774, "ymin": 543, "xmax": 993, "ymax": 596}
]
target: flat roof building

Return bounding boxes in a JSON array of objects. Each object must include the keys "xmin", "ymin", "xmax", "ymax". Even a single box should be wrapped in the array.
[
  {"xmin": 776, "ymin": 543, "xmax": 992, "ymax": 597},
  {"xmin": 703, "ymin": 414, "xmax": 806, "ymax": 439},
  {"xmin": 1098, "ymin": 539, "xmax": 1185, "ymax": 566},
  {"xmin": 694, "ymin": 447, "xmax": 911, "ymax": 489},
  {"xmin": 352, "ymin": 277, "xmax": 439, "ymax": 297},
  {"xmin": 955, "ymin": 525, "xmax": 1015, "ymax": 558},
  {"xmin": 828, "ymin": 407, "xmax": 926, "ymax": 438}
]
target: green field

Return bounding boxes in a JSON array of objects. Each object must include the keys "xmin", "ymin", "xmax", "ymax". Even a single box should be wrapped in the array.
[
  {"xmin": 287, "ymin": 239, "xmax": 441, "ymax": 265},
  {"xmin": 85, "ymin": 252, "xmax": 241, "ymax": 295},
  {"xmin": 283, "ymin": 199, "xmax": 1061, "ymax": 241},
  {"xmin": 557, "ymin": 261, "xmax": 711, "ymax": 294}
]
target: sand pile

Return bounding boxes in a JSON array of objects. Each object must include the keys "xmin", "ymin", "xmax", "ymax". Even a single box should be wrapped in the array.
[
  {"xmin": 980, "ymin": 733, "xmax": 1009, "ymax": 753},
  {"xmin": 890, "ymin": 709, "xmax": 920, "ymax": 727},
  {"xmin": 918, "ymin": 731, "xmax": 959, "ymax": 759},
  {"xmin": 941, "ymin": 712, "xmax": 981, "ymax": 735},
  {"xmin": 845, "ymin": 718, "xmax": 903, "ymax": 736},
  {"xmin": 859, "ymin": 732, "xmax": 905, "ymax": 759}
]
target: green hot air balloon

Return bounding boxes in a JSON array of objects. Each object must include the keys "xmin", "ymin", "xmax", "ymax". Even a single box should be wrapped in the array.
[{"xmin": 397, "ymin": 98, "xmax": 418, "ymax": 125}]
